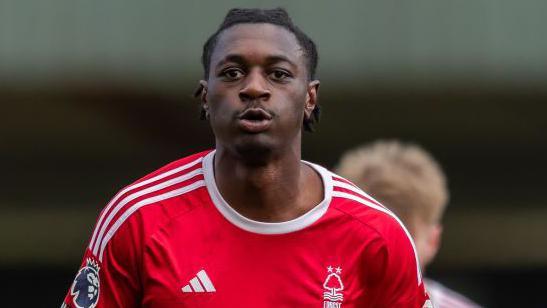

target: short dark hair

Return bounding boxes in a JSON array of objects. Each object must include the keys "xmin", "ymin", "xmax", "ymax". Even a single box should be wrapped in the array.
[
  {"xmin": 197, "ymin": 7, "xmax": 321, "ymax": 132},
  {"xmin": 201, "ymin": 8, "xmax": 318, "ymax": 80}
]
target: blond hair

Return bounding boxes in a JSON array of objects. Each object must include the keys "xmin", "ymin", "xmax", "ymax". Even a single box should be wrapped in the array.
[{"xmin": 335, "ymin": 140, "xmax": 448, "ymax": 225}]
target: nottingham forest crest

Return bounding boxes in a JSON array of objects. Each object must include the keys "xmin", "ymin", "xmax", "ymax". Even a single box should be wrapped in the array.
[
  {"xmin": 70, "ymin": 258, "xmax": 100, "ymax": 308},
  {"xmin": 322, "ymin": 266, "xmax": 344, "ymax": 308}
]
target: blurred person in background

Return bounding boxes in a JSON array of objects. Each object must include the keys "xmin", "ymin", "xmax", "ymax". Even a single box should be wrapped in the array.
[
  {"xmin": 336, "ymin": 140, "xmax": 483, "ymax": 308},
  {"xmin": 61, "ymin": 8, "xmax": 431, "ymax": 307}
]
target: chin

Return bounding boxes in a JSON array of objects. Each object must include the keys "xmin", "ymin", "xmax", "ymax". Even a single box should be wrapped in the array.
[{"xmin": 233, "ymin": 137, "xmax": 277, "ymax": 166}]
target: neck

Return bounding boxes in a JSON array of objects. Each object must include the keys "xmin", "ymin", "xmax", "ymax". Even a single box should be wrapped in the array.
[{"xmin": 213, "ymin": 144, "xmax": 323, "ymax": 222}]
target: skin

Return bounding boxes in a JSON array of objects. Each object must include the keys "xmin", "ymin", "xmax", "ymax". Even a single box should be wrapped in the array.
[
  {"xmin": 403, "ymin": 215, "xmax": 442, "ymax": 272},
  {"xmin": 415, "ymin": 222, "xmax": 442, "ymax": 271},
  {"xmin": 199, "ymin": 23, "xmax": 323, "ymax": 223}
]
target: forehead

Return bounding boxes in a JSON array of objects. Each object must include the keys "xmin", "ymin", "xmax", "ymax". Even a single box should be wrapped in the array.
[{"xmin": 211, "ymin": 23, "xmax": 305, "ymax": 66}]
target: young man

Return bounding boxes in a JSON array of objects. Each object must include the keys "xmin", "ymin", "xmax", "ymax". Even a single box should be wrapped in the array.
[
  {"xmin": 336, "ymin": 140, "xmax": 482, "ymax": 308},
  {"xmin": 62, "ymin": 9, "xmax": 430, "ymax": 307}
]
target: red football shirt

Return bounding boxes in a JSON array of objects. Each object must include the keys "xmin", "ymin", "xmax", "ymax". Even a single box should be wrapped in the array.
[{"xmin": 62, "ymin": 150, "xmax": 431, "ymax": 308}]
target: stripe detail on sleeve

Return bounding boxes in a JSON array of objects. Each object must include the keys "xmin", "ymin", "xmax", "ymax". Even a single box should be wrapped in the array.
[
  {"xmin": 88, "ymin": 157, "xmax": 203, "ymax": 253},
  {"xmin": 332, "ymin": 177, "xmax": 423, "ymax": 285},
  {"xmin": 98, "ymin": 179, "xmax": 206, "ymax": 261}
]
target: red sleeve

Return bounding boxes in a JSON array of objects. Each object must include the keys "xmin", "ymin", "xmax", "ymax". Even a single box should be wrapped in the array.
[
  {"xmin": 61, "ymin": 152, "xmax": 207, "ymax": 308},
  {"xmin": 61, "ymin": 211, "xmax": 143, "ymax": 308},
  {"xmin": 368, "ymin": 219, "xmax": 432, "ymax": 307}
]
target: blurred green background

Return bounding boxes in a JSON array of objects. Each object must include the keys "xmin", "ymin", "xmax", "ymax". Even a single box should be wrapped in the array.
[{"xmin": 1, "ymin": 0, "xmax": 546, "ymax": 307}]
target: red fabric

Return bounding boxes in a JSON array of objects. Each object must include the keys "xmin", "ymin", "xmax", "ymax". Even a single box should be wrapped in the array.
[{"xmin": 63, "ymin": 150, "xmax": 429, "ymax": 307}]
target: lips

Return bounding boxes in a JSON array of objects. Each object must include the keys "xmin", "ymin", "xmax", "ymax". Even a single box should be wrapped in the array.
[{"xmin": 237, "ymin": 108, "xmax": 273, "ymax": 133}]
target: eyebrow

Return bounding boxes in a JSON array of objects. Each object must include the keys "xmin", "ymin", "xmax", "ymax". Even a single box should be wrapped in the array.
[{"xmin": 215, "ymin": 54, "xmax": 298, "ymax": 69}]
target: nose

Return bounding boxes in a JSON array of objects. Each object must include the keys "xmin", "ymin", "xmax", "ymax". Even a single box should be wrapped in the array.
[{"xmin": 239, "ymin": 70, "xmax": 271, "ymax": 102}]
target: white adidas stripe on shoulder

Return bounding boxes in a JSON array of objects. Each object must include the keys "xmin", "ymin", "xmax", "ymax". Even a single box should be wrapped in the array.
[
  {"xmin": 331, "ymin": 179, "xmax": 423, "ymax": 285},
  {"xmin": 89, "ymin": 156, "xmax": 203, "ymax": 251},
  {"xmin": 98, "ymin": 179, "xmax": 206, "ymax": 261},
  {"xmin": 332, "ymin": 176, "xmax": 384, "ymax": 206},
  {"xmin": 91, "ymin": 167, "xmax": 203, "ymax": 255},
  {"xmin": 332, "ymin": 178, "xmax": 384, "ymax": 207},
  {"xmin": 89, "ymin": 156, "xmax": 203, "ymax": 254},
  {"xmin": 89, "ymin": 157, "xmax": 203, "ymax": 250}
]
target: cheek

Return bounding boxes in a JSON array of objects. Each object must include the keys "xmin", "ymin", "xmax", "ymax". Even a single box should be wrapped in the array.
[
  {"xmin": 209, "ymin": 104, "xmax": 234, "ymax": 133},
  {"xmin": 279, "ymin": 89, "xmax": 307, "ymax": 119},
  {"xmin": 207, "ymin": 87, "xmax": 237, "ymax": 118}
]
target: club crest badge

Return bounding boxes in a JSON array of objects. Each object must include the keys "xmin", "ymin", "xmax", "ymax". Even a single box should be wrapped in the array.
[
  {"xmin": 70, "ymin": 258, "xmax": 100, "ymax": 308},
  {"xmin": 322, "ymin": 266, "xmax": 344, "ymax": 308}
]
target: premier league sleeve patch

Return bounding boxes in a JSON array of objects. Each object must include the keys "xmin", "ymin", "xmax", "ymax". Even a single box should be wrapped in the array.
[{"xmin": 70, "ymin": 258, "xmax": 100, "ymax": 308}]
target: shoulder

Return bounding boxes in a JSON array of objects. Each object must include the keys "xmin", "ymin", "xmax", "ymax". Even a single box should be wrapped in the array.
[
  {"xmin": 325, "ymin": 171, "xmax": 427, "ymax": 303},
  {"xmin": 134, "ymin": 150, "xmax": 211, "ymax": 184},
  {"xmin": 87, "ymin": 150, "xmax": 212, "ymax": 261},
  {"xmin": 328, "ymin": 172, "xmax": 410, "ymax": 241},
  {"xmin": 327, "ymin": 171, "xmax": 422, "ymax": 281}
]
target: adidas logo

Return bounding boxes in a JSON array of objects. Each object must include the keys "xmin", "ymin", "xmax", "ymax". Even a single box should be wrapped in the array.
[{"xmin": 181, "ymin": 269, "xmax": 216, "ymax": 293}]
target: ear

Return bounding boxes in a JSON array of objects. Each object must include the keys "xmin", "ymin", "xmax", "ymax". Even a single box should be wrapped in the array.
[
  {"xmin": 196, "ymin": 80, "xmax": 210, "ymax": 118},
  {"xmin": 304, "ymin": 80, "xmax": 320, "ymax": 118},
  {"xmin": 193, "ymin": 80, "xmax": 210, "ymax": 120},
  {"xmin": 198, "ymin": 80, "xmax": 208, "ymax": 103}
]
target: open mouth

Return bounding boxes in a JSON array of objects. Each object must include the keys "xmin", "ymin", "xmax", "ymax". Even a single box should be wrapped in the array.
[
  {"xmin": 237, "ymin": 108, "xmax": 273, "ymax": 133},
  {"xmin": 238, "ymin": 108, "xmax": 273, "ymax": 121}
]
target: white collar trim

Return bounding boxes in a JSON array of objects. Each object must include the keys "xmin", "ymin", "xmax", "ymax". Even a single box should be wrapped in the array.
[{"xmin": 203, "ymin": 150, "xmax": 333, "ymax": 235}]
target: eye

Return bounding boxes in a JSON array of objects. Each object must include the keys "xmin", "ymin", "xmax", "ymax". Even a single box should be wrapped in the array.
[
  {"xmin": 269, "ymin": 69, "xmax": 292, "ymax": 81},
  {"xmin": 220, "ymin": 68, "xmax": 244, "ymax": 81}
]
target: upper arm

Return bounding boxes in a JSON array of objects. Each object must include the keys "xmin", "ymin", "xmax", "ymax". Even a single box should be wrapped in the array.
[
  {"xmin": 61, "ymin": 210, "xmax": 143, "ymax": 308},
  {"xmin": 369, "ymin": 219, "xmax": 430, "ymax": 307}
]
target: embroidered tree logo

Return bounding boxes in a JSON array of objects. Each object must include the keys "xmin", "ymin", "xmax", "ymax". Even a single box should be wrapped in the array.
[{"xmin": 323, "ymin": 266, "xmax": 344, "ymax": 302}]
